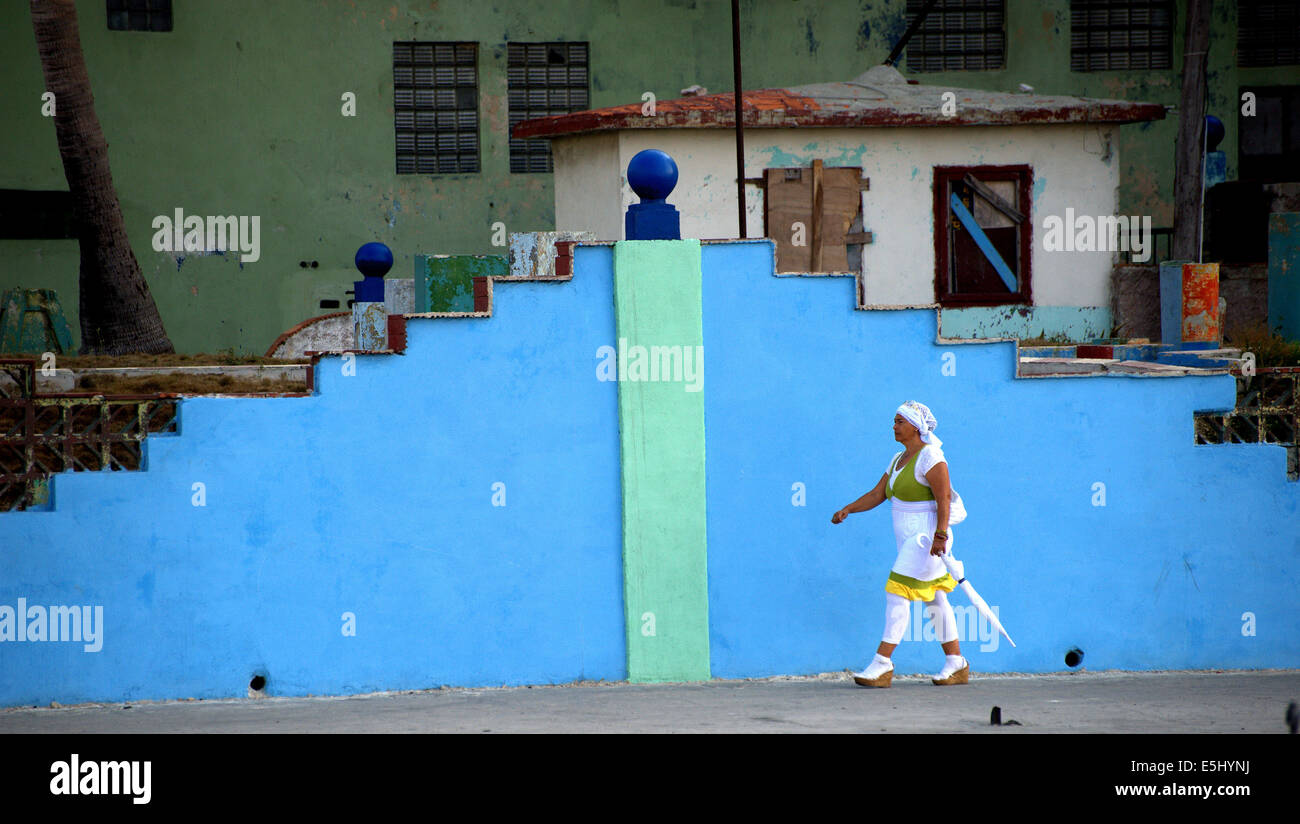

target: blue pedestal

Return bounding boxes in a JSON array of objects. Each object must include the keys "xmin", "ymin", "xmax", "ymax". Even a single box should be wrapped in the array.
[
  {"xmin": 1159, "ymin": 260, "xmax": 1190, "ymax": 345},
  {"xmin": 625, "ymin": 201, "xmax": 681, "ymax": 241},
  {"xmin": 354, "ymin": 276, "xmax": 385, "ymax": 303}
]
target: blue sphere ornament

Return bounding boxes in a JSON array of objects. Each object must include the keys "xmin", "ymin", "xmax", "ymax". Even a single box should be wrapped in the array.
[
  {"xmin": 354, "ymin": 242, "xmax": 394, "ymax": 278},
  {"xmin": 627, "ymin": 149, "xmax": 679, "ymax": 201},
  {"xmin": 1204, "ymin": 115, "xmax": 1225, "ymax": 152}
]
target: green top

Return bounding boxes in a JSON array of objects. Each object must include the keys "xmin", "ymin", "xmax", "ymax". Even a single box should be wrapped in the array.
[{"xmin": 885, "ymin": 449, "xmax": 935, "ymax": 502}]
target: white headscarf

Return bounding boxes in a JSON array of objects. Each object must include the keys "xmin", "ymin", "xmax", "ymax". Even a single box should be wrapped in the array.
[{"xmin": 896, "ymin": 400, "xmax": 942, "ymax": 448}]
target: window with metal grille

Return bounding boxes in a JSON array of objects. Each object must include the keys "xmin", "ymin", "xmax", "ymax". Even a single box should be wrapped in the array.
[
  {"xmin": 1239, "ymin": 1, "xmax": 1300, "ymax": 67},
  {"xmin": 393, "ymin": 42, "xmax": 479, "ymax": 175},
  {"xmin": 107, "ymin": 0, "xmax": 172, "ymax": 32},
  {"xmin": 507, "ymin": 42, "xmax": 590, "ymax": 173},
  {"xmin": 903, "ymin": 0, "xmax": 1005, "ymax": 73},
  {"xmin": 1070, "ymin": 0, "xmax": 1173, "ymax": 72}
]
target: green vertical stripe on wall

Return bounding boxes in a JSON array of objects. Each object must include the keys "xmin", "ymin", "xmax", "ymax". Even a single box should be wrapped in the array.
[{"xmin": 613, "ymin": 239, "xmax": 711, "ymax": 683}]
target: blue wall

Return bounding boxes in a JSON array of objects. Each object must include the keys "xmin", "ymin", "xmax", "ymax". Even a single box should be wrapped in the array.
[
  {"xmin": 701, "ymin": 242, "xmax": 1297, "ymax": 678},
  {"xmin": 1, "ymin": 240, "xmax": 1295, "ymax": 706},
  {"xmin": 0, "ymin": 246, "xmax": 625, "ymax": 706}
]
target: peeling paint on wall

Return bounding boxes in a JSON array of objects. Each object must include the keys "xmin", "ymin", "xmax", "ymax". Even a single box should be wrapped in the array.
[{"xmin": 940, "ymin": 306, "xmax": 1112, "ymax": 341}]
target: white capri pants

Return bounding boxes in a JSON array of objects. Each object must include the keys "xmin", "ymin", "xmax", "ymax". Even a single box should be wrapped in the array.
[{"xmin": 881, "ymin": 590, "xmax": 958, "ymax": 645}]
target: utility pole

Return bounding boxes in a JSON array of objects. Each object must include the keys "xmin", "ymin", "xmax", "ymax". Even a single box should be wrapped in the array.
[{"xmin": 1172, "ymin": 0, "xmax": 1211, "ymax": 262}]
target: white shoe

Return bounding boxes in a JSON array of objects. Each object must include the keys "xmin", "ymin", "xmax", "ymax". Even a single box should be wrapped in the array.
[
  {"xmin": 932, "ymin": 656, "xmax": 970, "ymax": 685},
  {"xmin": 852, "ymin": 660, "xmax": 892, "ymax": 681},
  {"xmin": 851, "ymin": 655, "xmax": 894, "ymax": 687}
]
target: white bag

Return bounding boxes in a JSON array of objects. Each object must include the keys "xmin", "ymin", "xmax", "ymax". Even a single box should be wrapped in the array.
[{"xmin": 948, "ymin": 490, "xmax": 968, "ymax": 525}]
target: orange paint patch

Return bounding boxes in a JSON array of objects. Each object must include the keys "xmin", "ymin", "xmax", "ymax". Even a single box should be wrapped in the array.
[
  {"xmin": 513, "ymin": 83, "xmax": 1163, "ymax": 139},
  {"xmin": 594, "ymin": 90, "xmax": 820, "ymax": 117},
  {"xmin": 514, "ymin": 89, "xmax": 822, "ymax": 137},
  {"xmin": 1182, "ymin": 263, "xmax": 1221, "ymax": 342}
]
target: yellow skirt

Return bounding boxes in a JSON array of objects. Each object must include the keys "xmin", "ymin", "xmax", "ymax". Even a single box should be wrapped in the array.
[{"xmin": 885, "ymin": 570, "xmax": 958, "ymax": 601}]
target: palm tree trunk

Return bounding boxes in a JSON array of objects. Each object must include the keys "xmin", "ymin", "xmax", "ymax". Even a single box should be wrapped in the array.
[{"xmin": 30, "ymin": 0, "xmax": 173, "ymax": 355}]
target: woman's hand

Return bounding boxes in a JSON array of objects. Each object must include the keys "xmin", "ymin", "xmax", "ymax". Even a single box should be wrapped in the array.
[
  {"xmin": 831, "ymin": 508, "xmax": 849, "ymax": 524},
  {"xmin": 930, "ymin": 534, "xmax": 948, "ymax": 556}
]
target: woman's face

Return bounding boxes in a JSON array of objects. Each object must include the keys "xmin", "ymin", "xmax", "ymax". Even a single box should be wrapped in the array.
[{"xmin": 892, "ymin": 414, "xmax": 918, "ymax": 443}]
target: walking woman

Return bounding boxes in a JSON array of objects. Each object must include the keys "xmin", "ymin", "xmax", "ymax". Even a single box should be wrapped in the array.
[{"xmin": 831, "ymin": 400, "xmax": 969, "ymax": 687}]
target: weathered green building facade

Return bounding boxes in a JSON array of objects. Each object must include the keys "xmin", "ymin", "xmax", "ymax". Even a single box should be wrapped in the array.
[{"xmin": 2, "ymin": 0, "xmax": 1296, "ymax": 353}]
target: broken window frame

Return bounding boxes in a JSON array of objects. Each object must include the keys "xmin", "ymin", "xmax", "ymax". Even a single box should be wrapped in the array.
[{"xmin": 933, "ymin": 164, "xmax": 1033, "ymax": 307}]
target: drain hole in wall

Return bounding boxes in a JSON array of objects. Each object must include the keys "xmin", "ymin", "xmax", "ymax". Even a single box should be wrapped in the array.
[
  {"xmin": 1064, "ymin": 648, "xmax": 1084, "ymax": 668},
  {"xmin": 249, "ymin": 675, "xmax": 267, "ymax": 691}
]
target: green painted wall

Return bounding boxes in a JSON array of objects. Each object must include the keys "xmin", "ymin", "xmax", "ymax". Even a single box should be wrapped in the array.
[
  {"xmin": 414, "ymin": 254, "xmax": 504, "ymax": 312},
  {"xmin": 3, "ymin": 1, "xmax": 1295, "ymax": 352},
  {"xmin": 0, "ymin": 0, "xmax": 910, "ymax": 354},
  {"xmin": 896, "ymin": 0, "xmax": 1300, "ymax": 228},
  {"xmin": 613, "ymin": 239, "xmax": 709, "ymax": 683}
]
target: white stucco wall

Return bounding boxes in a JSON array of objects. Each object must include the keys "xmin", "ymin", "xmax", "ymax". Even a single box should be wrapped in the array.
[
  {"xmin": 552, "ymin": 133, "xmax": 623, "ymax": 242},
  {"xmin": 553, "ymin": 124, "xmax": 1122, "ymax": 308}
]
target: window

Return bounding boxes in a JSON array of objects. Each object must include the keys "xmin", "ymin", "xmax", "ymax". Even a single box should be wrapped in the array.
[
  {"xmin": 107, "ymin": 0, "xmax": 172, "ymax": 32},
  {"xmin": 0, "ymin": 190, "xmax": 76, "ymax": 239},
  {"xmin": 393, "ymin": 42, "xmax": 479, "ymax": 174},
  {"xmin": 762, "ymin": 164, "xmax": 870, "ymax": 273},
  {"xmin": 507, "ymin": 42, "xmax": 590, "ymax": 173},
  {"xmin": 1238, "ymin": 86, "xmax": 1300, "ymax": 182},
  {"xmin": 933, "ymin": 166, "xmax": 1032, "ymax": 306},
  {"xmin": 1070, "ymin": 0, "xmax": 1173, "ymax": 72},
  {"xmin": 1239, "ymin": 1, "xmax": 1300, "ymax": 68},
  {"xmin": 903, "ymin": 0, "xmax": 1005, "ymax": 73}
]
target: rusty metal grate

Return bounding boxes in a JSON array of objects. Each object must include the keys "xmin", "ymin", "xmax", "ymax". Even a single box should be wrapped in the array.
[{"xmin": 0, "ymin": 358, "xmax": 179, "ymax": 512}]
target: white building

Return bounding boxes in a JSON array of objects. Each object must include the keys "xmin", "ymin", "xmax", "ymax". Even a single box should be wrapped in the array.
[{"xmin": 515, "ymin": 65, "xmax": 1165, "ymax": 341}]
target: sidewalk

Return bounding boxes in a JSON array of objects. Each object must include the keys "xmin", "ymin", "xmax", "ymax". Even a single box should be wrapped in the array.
[{"xmin": 2, "ymin": 670, "xmax": 1296, "ymax": 734}]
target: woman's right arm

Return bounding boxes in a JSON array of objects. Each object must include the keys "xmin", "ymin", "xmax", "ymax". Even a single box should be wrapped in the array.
[{"xmin": 832, "ymin": 472, "xmax": 889, "ymax": 523}]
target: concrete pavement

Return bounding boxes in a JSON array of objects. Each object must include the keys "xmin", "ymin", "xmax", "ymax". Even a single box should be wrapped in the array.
[{"xmin": 2, "ymin": 669, "xmax": 1297, "ymax": 733}]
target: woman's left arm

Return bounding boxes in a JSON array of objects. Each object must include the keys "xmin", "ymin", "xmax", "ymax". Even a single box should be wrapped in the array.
[{"xmin": 925, "ymin": 460, "xmax": 951, "ymax": 555}]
